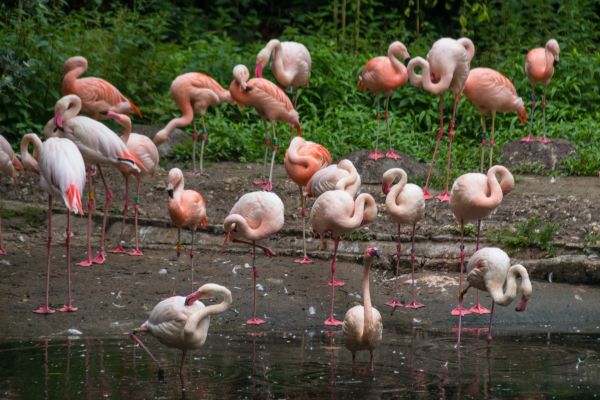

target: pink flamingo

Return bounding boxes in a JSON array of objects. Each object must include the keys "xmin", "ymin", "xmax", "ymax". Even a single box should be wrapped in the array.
[
  {"xmin": 343, "ymin": 247, "xmax": 383, "ymax": 370},
  {"xmin": 166, "ymin": 168, "xmax": 207, "ymax": 292},
  {"xmin": 463, "ymin": 67, "xmax": 527, "ymax": 170},
  {"xmin": 306, "ymin": 159, "xmax": 362, "ymax": 199},
  {"xmin": 358, "ymin": 41, "xmax": 411, "ymax": 160},
  {"xmin": 20, "ymin": 133, "xmax": 86, "ymax": 314},
  {"xmin": 0, "ymin": 134, "xmax": 24, "ymax": 254},
  {"xmin": 255, "ymin": 39, "xmax": 311, "ymax": 107},
  {"xmin": 45, "ymin": 94, "xmax": 144, "ymax": 267},
  {"xmin": 381, "ymin": 168, "xmax": 425, "ymax": 309},
  {"xmin": 310, "ymin": 190, "xmax": 378, "ymax": 326},
  {"xmin": 284, "ymin": 136, "xmax": 332, "ymax": 263},
  {"xmin": 153, "ymin": 72, "xmax": 232, "ymax": 174},
  {"xmin": 460, "ymin": 247, "xmax": 532, "ymax": 343},
  {"xmin": 230, "ymin": 64, "xmax": 301, "ymax": 191},
  {"xmin": 131, "ymin": 283, "xmax": 232, "ymax": 376},
  {"xmin": 62, "ymin": 56, "xmax": 142, "ymax": 120},
  {"xmin": 223, "ymin": 191, "xmax": 284, "ymax": 325},
  {"xmin": 105, "ymin": 111, "xmax": 159, "ymax": 256},
  {"xmin": 407, "ymin": 37, "xmax": 475, "ymax": 201},
  {"xmin": 521, "ymin": 39, "xmax": 560, "ymax": 143}
]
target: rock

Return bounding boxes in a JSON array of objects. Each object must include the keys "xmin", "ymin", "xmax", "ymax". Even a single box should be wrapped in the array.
[
  {"xmin": 341, "ymin": 149, "xmax": 429, "ymax": 184},
  {"xmin": 501, "ymin": 138, "xmax": 576, "ymax": 173}
]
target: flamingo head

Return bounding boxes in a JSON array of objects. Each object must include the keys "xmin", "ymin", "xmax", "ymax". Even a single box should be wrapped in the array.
[
  {"xmin": 166, "ymin": 168, "xmax": 183, "ymax": 198},
  {"xmin": 365, "ymin": 247, "xmax": 381, "ymax": 258},
  {"xmin": 382, "ymin": 182, "xmax": 391, "ymax": 195},
  {"xmin": 233, "ymin": 64, "xmax": 250, "ymax": 90},
  {"xmin": 546, "ymin": 39, "xmax": 560, "ymax": 64},
  {"xmin": 54, "ymin": 108, "xmax": 63, "ymax": 129},
  {"xmin": 515, "ymin": 296, "xmax": 529, "ymax": 312},
  {"xmin": 184, "ymin": 290, "xmax": 203, "ymax": 306}
]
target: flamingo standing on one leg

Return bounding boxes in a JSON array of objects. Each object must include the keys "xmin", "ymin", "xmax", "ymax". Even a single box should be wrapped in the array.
[
  {"xmin": 20, "ymin": 133, "xmax": 86, "ymax": 314},
  {"xmin": 166, "ymin": 168, "xmax": 207, "ymax": 293},
  {"xmin": 0, "ymin": 134, "xmax": 24, "ymax": 255},
  {"xmin": 105, "ymin": 111, "xmax": 159, "ymax": 256},
  {"xmin": 284, "ymin": 136, "xmax": 332, "ymax": 263},
  {"xmin": 255, "ymin": 39, "xmax": 311, "ymax": 107},
  {"xmin": 358, "ymin": 41, "xmax": 411, "ymax": 160},
  {"xmin": 45, "ymin": 94, "xmax": 144, "ymax": 267},
  {"xmin": 460, "ymin": 247, "xmax": 532, "ymax": 343},
  {"xmin": 230, "ymin": 64, "xmax": 301, "ymax": 191},
  {"xmin": 381, "ymin": 168, "xmax": 425, "ymax": 309},
  {"xmin": 153, "ymin": 72, "xmax": 232, "ymax": 174},
  {"xmin": 407, "ymin": 37, "xmax": 475, "ymax": 201},
  {"xmin": 61, "ymin": 56, "xmax": 142, "ymax": 120},
  {"xmin": 343, "ymin": 247, "xmax": 383, "ymax": 371},
  {"xmin": 521, "ymin": 39, "xmax": 560, "ymax": 143},
  {"xmin": 223, "ymin": 191, "xmax": 284, "ymax": 325},
  {"xmin": 310, "ymin": 190, "xmax": 378, "ymax": 326}
]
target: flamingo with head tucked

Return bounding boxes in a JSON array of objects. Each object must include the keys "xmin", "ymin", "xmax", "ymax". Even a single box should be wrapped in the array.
[
  {"xmin": 306, "ymin": 159, "xmax": 362, "ymax": 199},
  {"xmin": 0, "ymin": 134, "xmax": 24, "ymax": 254}
]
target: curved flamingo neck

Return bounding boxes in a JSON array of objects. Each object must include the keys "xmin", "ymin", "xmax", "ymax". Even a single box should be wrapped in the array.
[
  {"xmin": 488, "ymin": 264, "xmax": 531, "ymax": 306},
  {"xmin": 388, "ymin": 45, "xmax": 406, "ymax": 75},
  {"xmin": 62, "ymin": 65, "xmax": 86, "ymax": 94},
  {"xmin": 20, "ymin": 133, "xmax": 42, "ymax": 172},
  {"xmin": 457, "ymin": 37, "xmax": 475, "ymax": 62},
  {"xmin": 60, "ymin": 96, "xmax": 82, "ymax": 123},
  {"xmin": 287, "ymin": 140, "xmax": 316, "ymax": 182},
  {"xmin": 385, "ymin": 169, "xmax": 409, "ymax": 213},
  {"xmin": 224, "ymin": 214, "xmax": 253, "ymax": 240},
  {"xmin": 544, "ymin": 45, "xmax": 554, "ymax": 76},
  {"xmin": 335, "ymin": 160, "xmax": 359, "ymax": 193},
  {"xmin": 489, "ymin": 165, "xmax": 514, "ymax": 195},
  {"xmin": 408, "ymin": 57, "xmax": 451, "ymax": 95},
  {"xmin": 183, "ymin": 289, "xmax": 232, "ymax": 343},
  {"xmin": 362, "ymin": 255, "xmax": 375, "ymax": 333}
]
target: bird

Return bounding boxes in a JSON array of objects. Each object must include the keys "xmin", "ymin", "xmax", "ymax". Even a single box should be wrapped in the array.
[
  {"xmin": 131, "ymin": 283, "xmax": 232, "ymax": 375},
  {"xmin": 284, "ymin": 136, "xmax": 332, "ymax": 263},
  {"xmin": 20, "ymin": 133, "xmax": 86, "ymax": 314},
  {"xmin": 254, "ymin": 39, "xmax": 311, "ymax": 107},
  {"xmin": 153, "ymin": 72, "xmax": 233, "ymax": 174},
  {"xmin": 407, "ymin": 37, "xmax": 475, "ymax": 202},
  {"xmin": 460, "ymin": 247, "xmax": 532, "ymax": 343},
  {"xmin": 230, "ymin": 64, "xmax": 301, "ymax": 191},
  {"xmin": 61, "ymin": 56, "xmax": 142, "ymax": 120},
  {"xmin": 358, "ymin": 41, "xmax": 411, "ymax": 160},
  {"xmin": 0, "ymin": 134, "xmax": 24, "ymax": 255},
  {"xmin": 223, "ymin": 191, "xmax": 284, "ymax": 325},
  {"xmin": 105, "ymin": 111, "xmax": 159, "ymax": 256},
  {"xmin": 45, "ymin": 94, "xmax": 144, "ymax": 267},
  {"xmin": 166, "ymin": 168, "xmax": 207, "ymax": 293},
  {"xmin": 343, "ymin": 247, "xmax": 383, "ymax": 371},
  {"xmin": 381, "ymin": 168, "xmax": 425, "ymax": 309},
  {"xmin": 310, "ymin": 190, "xmax": 378, "ymax": 326},
  {"xmin": 521, "ymin": 39, "xmax": 560, "ymax": 143},
  {"xmin": 306, "ymin": 159, "xmax": 362, "ymax": 199}
]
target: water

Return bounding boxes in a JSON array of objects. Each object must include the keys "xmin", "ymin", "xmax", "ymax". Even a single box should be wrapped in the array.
[{"xmin": 1, "ymin": 330, "xmax": 599, "ymax": 399}]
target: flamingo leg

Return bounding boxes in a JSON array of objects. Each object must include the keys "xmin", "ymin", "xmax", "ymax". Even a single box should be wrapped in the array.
[
  {"xmin": 480, "ymin": 114, "xmax": 487, "ymax": 173},
  {"xmin": 406, "ymin": 223, "xmax": 425, "ymax": 309},
  {"xmin": 486, "ymin": 301, "xmax": 496, "ymax": 343},
  {"xmin": 538, "ymin": 85, "xmax": 551, "ymax": 143},
  {"xmin": 254, "ymin": 121, "xmax": 269, "ymax": 185},
  {"xmin": 128, "ymin": 177, "xmax": 143, "ymax": 256},
  {"xmin": 454, "ymin": 222, "xmax": 472, "ymax": 345},
  {"xmin": 423, "ymin": 95, "xmax": 444, "ymax": 199},
  {"xmin": 58, "ymin": 211, "xmax": 77, "ymax": 312},
  {"xmin": 385, "ymin": 95, "xmax": 400, "ymax": 159},
  {"xmin": 294, "ymin": 186, "xmax": 312, "ymax": 264},
  {"xmin": 369, "ymin": 96, "xmax": 384, "ymax": 160},
  {"xmin": 370, "ymin": 350, "xmax": 375, "ymax": 371},
  {"xmin": 521, "ymin": 90, "xmax": 536, "ymax": 142},
  {"xmin": 130, "ymin": 331, "xmax": 163, "ymax": 374},
  {"xmin": 92, "ymin": 165, "xmax": 111, "ymax": 264},
  {"xmin": 110, "ymin": 175, "xmax": 129, "ymax": 254},
  {"xmin": 179, "ymin": 350, "xmax": 187, "ymax": 378},
  {"xmin": 292, "ymin": 87, "xmax": 302, "ymax": 109},
  {"xmin": 190, "ymin": 228, "xmax": 196, "ymax": 291},
  {"xmin": 78, "ymin": 166, "xmax": 95, "ymax": 267},
  {"xmin": 247, "ymin": 241, "xmax": 266, "ymax": 325},
  {"xmin": 34, "ymin": 195, "xmax": 55, "ymax": 314},
  {"xmin": 436, "ymin": 94, "xmax": 460, "ymax": 202},
  {"xmin": 470, "ymin": 220, "xmax": 490, "ymax": 315},
  {"xmin": 385, "ymin": 224, "xmax": 404, "ymax": 309},
  {"xmin": 0, "ymin": 216, "xmax": 5, "ymax": 255},
  {"xmin": 263, "ymin": 122, "xmax": 278, "ymax": 192},
  {"xmin": 192, "ymin": 119, "xmax": 199, "ymax": 174},
  {"xmin": 324, "ymin": 236, "xmax": 343, "ymax": 326},
  {"xmin": 489, "ymin": 111, "xmax": 496, "ymax": 168},
  {"xmin": 231, "ymin": 238, "xmax": 276, "ymax": 256},
  {"xmin": 172, "ymin": 227, "xmax": 182, "ymax": 296},
  {"xmin": 198, "ymin": 115, "xmax": 208, "ymax": 175}
]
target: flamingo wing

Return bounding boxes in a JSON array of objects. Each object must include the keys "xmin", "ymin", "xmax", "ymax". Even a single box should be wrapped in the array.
[{"xmin": 247, "ymin": 78, "xmax": 294, "ymax": 113}]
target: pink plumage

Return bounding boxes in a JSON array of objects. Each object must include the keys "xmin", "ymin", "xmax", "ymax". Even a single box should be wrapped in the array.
[{"xmin": 255, "ymin": 39, "xmax": 311, "ymax": 90}]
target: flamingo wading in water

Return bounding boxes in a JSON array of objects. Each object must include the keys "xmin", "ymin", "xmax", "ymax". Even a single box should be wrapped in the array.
[{"xmin": 0, "ymin": 134, "xmax": 24, "ymax": 254}]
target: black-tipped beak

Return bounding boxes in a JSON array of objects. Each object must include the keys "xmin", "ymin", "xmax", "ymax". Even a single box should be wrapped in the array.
[
  {"xmin": 553, "ymin": 59, "xmax": 559, "ymax": 66},
  {"xmin": 100, "ymin": 111, "xmax": 108, "ymax": 116},
  {"xmin": 167, "ymin": 189, "xmax": 174, "ymax": 198},
  {"xmin": 403, "ymin": 57, "xmax": 411, "ymax": 66}
]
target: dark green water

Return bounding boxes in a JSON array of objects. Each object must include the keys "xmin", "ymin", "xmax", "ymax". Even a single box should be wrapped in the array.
[{"xmin": 1, "ymin": 329, "xmax": 599, "ymax": 399}]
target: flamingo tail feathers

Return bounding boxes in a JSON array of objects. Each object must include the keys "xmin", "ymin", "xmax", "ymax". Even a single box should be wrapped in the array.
[
  {"xmin": 358, "ymin": 77, "xmax": 366, "ymax": 91},
  {"xmin": 119, "ymin": 150, "xmax": 147, "ymax": 172},
  {"xmin": 65, "ymin": 184, "xmax": 84, "ymax": 215}
]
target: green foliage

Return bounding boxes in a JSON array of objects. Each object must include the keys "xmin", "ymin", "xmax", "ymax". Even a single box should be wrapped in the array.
[
  {"xmin": 0, "ymin": 205, "xmax": 46, "ymax": 228},
  {"xmin": 450, "ymin": 223, "xmax": 476, "ymax": 236},
  {"xmin": 487, "ymin": 216, "xmax": 557, "ymax": 256}
]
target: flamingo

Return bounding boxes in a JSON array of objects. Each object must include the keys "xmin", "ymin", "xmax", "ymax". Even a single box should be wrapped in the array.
[
  {"xmin": 105, "ymin": 111, "xmax": 159, "ymax": 256},
  {"xmin": 61, "ymin": 56, "xmax": 142, "ymax": 120},
  {"xmin": 310, "ymin": 190, "xmax": 378, "ymax": 326},
  {"xmin": 306, "ymin": 159, "xmax": 362, "ymax": 199},
  {"xmin": 381, "ymin": 168, "xmax": 425, "ymax": 309},
  {"xmin": 230, "ymin": 64, "xmax": 301, "ymax": 191},
  {"xmin": 460, "ymin": 247, "xmax": 532, "ymax": 343},
  {"xmin": 255, "ymin": 39, "xmax": 312, "ymax": 107},
  {"xmin": 166, "ymin": 168, "xmax": 207, "ymax": 293},
  {"xmin": 20, "ymin": 133, "xmax": 86, "ymax": 314},
  {"xmin": 464, "ymin": 68, "xmax": 527, "ymax": 170},
  {"xmin": 223, "ymin": 191, "xmax": 284, "ymax": 325},
  {"xmin": 407, "ymin": 37, "xmax": 475, "ymax": 201},
  {"xmin": 0, "ymin": 134, "xmax": 24, "ymax": 254},
  {"xmin": 521, "ymin": 39, "xmax": 560, "ymax": 143},
  {"xmin": 45, "ymin": 94, "xmax": 144, "ymax": 267},
  {"xmin": 153, "ymin": 72, "xmax": 232, "ymax": 174},
  {"xmin": 343, "ymin": 247, "xmax": 383, "ymax": 371},
  {"xmin": 284, "ymin": 136, "xmax": 332, "ymax": 263},
  {"xmin": 358, "ymin": 41, "xmax": 411, "ymax": 160},
  {"xmin": 130, "ymin": 283, "xmax": 232, "ymax": 376}
]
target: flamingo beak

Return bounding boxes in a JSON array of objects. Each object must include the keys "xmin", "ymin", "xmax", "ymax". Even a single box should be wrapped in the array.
[
  {"xmin": 515, "ymin": 296, "xmax": 529, "ymax": 312},
  {"xmin": 382, "ymin": 183, "xmax": 390, "ymax": 195},
  {"xmin": 184, "ymin": 291, "xmax": 203, "ymax": 306},
  {"xmin": 254, "ymin": 63, "xmax": 263, "ymax": 78},
  {"xmin": 166, "ymin": 185, "xmax": 174, "ymax": 198},
  {"xmin": 369, "ymin": 247, "xmax": 381, "ymax": 257},
  {"xmin": 54, "ymin": 109, "xmax": 63, "ymax": 129},
  {"xmin": 518, "ymin": 107, "xmax": 527, "ymax": 125},
  {"xmin": 403, "ymin": 57, "xmax": 411, "ymax": 66}
]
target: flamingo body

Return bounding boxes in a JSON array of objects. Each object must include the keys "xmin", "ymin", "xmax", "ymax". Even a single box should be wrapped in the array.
[
  {"xmin": 383, "ymin": 168, "xmax": 424, "ymax": 225},
  {"xmin": 284, "ymin": 136, "xmax": 332, "ymax": 187},
  {"xmin": 306, "ymin": 159, "xmax": 361, "ymax": 198},
  {"xmin": 224, "ymin": 191, "xmax": 284, "ymax": 241},
  {"xmin": 0, "ymin": 135, "xmax": 24, "ymax": 179},
  {"xmin": 167, "ymin": 168, "xmax": 207, "ymax": 229},
  {"xmin": 525, "ymin": 39, "xmax": 560, "ymax": 87},
  {"xmin": 310, "ymin": 191, "xmax": 377, "ymax": 236},
  {"xmin": 358, "ymin": 41, "xmax": 410, "ymax": 95},
  {"xmin": 255, "ymin": 40, "xmax": 311, "ymax": 89}
]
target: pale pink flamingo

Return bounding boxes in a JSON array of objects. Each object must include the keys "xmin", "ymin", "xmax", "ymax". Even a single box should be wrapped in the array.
[
  {"xmin": 131, "ymin": 283, "xmax": 232, "ymax": 376},
  {"xmin": 460, "ymin": 247, "xmax": 532, "ymax": 343},
  {"xmin": 230, "ymin": 64, "xmax": 301, "ymax": 191},
  {"xmin": 255, "ymin": 39, "xmax": 311, "ymax": 107},
  {"xmin": 20, "ymin": 133, "xmax": 86, "ymax": 314},
  {"xmin": 521, "ymin": 39, "xmax": 560, "ymax": 143},
  {"xmin": 62, "ymin": 56, "xmax": 142, "ymax": 120},
  {"xmin": 153, "ymin": 72, "xmax": 232, "ymax": 174},
  {"xmin": 223, "ymin": 191, "xmax": 284, "ymax": 325},
  {"xmin": 306, "ymin": 159, "xmax": 362, "ymax": 199},
  {"xmin": 284, "ymin": 136, "xmax": 332, "ymax": 263},
  {"xmin": 45, "ymin": 94, "xmax": 144, "ymax": 267},
  {"xmin": 166, "ymin": 168, "xmax": 207, "ymax": 292},
  {"xmin": 343, "ymin": 247, "xmax": 383, "ymax": 370},
  {"xmin": 463, "ymin": 67, "xmax": 527, "ymax": 170},
  {"xmin": 407, "ymin": 37, "xmax": 475, "ymax": 201},
  {"xmin": 105, "ymin": 111, "xmax": 159, "ymax": 256},
  {"xmin": 358, "ymin": 41, "xmax": 410, "ymax": 160},
  {"xmin": 310, "ymin": 190, "xmax": 378, "ymax": 326},
  {"xmin": 0, "ymin": 134, "xmax": 24, "ymax": 255},
  {"xmin": 381, "ymin": 168, "xmax": 425, "ymax": 309}
]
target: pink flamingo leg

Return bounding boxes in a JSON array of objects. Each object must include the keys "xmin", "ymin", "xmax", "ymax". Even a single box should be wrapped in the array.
[
  {"xmin": 262, "ymin": 123, "xmax": 277, "ymax": 192},
  {"xmin": 327, "ymin": 237, "xmax": 345, "ymax": 287},
  {"xmin": 324, "ymin": 237, "xmax": 343, "ymax": 326},
  {"xmin": 384, "ymin": 96, "xmax": 401, "ymax": 159},
  {"xmin": 406, "ymin": 224, "xmax": 425, "ymax": 309},
  {"xmin": 189, "ymin": 228, "xmax": 196, "ymax": 292},
  {"xmin": 0, "ymin": 216, "xmax": 6, "ymax": 255},
  {"xmin": 128, "ymin": 177, "xmax": 143, "ymax": 256},
  {"xmin": 436, "ymin": 94, "xmax": 460, "ymax": 202},
  {"xmin": 198, "ymin": 118, "xmax": 208, "ymax": 175},
  {"xmin": 191, "ymin": 124, "xmax": 200, "ymax": 174},
  {"xmin": 110, "ymin": 175, "xmax": 129, "ymax": 254},
  {"xmin": 454, "ymin": 223, "xmax": 472, "ymax": 345},
  {"xmin": 385, "ymin": 224, "xmax": 404, "ymax": 309},
  {"xmin": 254, "ymin": 122, "xmax": 269, "ymax": 185},
  {"xmin": 486, "ymin": 301, "xmax": 496, "ymax": 343},
  {"xmin": 93, "ymin": 165, "xmax": 112, "ymax": 264},
  {"xmin": 369, "ymin": 98, "xmax": 384, "ymax": 160},
  {"xmin": 520, "ymin": 93, "xmax": 536, "ymax": 142},
  {"xmin": 538, "ymin": 86, "xmax": 551, "ymax": 143},
  {"xmin": 78, "ymin": 167, "xmax": 95, "ymax": 267},
  {"xmin": 479, "ymin": 114, "xmax": 487, "ymax": 173},
  {"xmin": 294, "ymin": 187, "xmax": 312, "ymax": 264},
  {"xmin": 423, "ymin": 96, "xmax": 445, "ymax": 199},
  {"xmin": 247, "ymin": 241, "xmax": 266, "ymax": 325},
  {"xmin": 58, "ymin": 211, "xmax": 77, "ymax": 312},
  {"xmin": 470, "ymin": 220, "xmax": 490, "ymax": 314},
  {"xmin": 130, "ymin": 330, "xmax": 164, "ymax": 375},
  {"xmin": 34, "ymin": 195, "xmax": 55, "ymax": 314}
]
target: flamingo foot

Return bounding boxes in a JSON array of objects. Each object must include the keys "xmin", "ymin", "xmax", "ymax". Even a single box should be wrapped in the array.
[
  {"xmin": 436, "ymin": 191, "xmax": 451, "ymax": 202},
  {"xmin": 368, "ymin": 151, "xmax": 384, "ymax": 160},
  {"xmin": 422, "ymin": 187, "xmax": 433, "ymax": 200},
  {"xmin": 537, "ymin": 136, "xmax": 552, "ymax": 144},
  {"xmin": 77, "ymin": 258, "xmax": 93, "ymax": 267},
  {"xmin": 0, "ymin": 247, "xmax": 6, "ymax": 255},
  {"xmin": 109, "ymin": 245, "xmax": 126, "ymax": 254},
  {"xmin": 385, "ymin": 150, "xmax": 401, "ymax": 160},
  {"xmin": 33, "ymin": 306, "xmax": 55, "ymax": 314},
  {"xmin": 520, "ymin": 134, "xmax": 535, "ymax": 142},
  {"xmin": 327, "ymin": 279, "xmax": 345, "ymax": 287},
  {"xmin": 469, "ymin": 303, "xmax": 491, "ymax": 315},
  {"xmin": 128, "ymin": 249, "xmax": 144, "ymax": 256},
  {"xmin": 262, "ymin": 181, "xmax": 273, "ymax": 192},
  {"xmin": 324, "ymin": 316, "xmax": 343, "ymax": 326},
  {"xmin": 92, "ymin": 251, "xmax": 106, "ymax": 264},
  {"xmin": 246, "ymin": 317, "xmax": 266, "ymax": 325},
  {"xmin": 385, "ymin": 299, "xmax": 404, "ymax": 309},
  {"xmin": 450, "ymin": 304, "xmax": 472, "ymax": 316},
  {"xmin": 253, "ymin": 176, "xmax": 267, "ymax": 185},
  {"xmin": 293, "ymin": 257, "xmax": 313, "ymax": 264},
  {"xmin": 405, "ymin": 300, "xmax": 426, "ymax": 309},
  {"xmin": 57, "ymin": 305, "xmax": 78, "ymax": 312}
]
